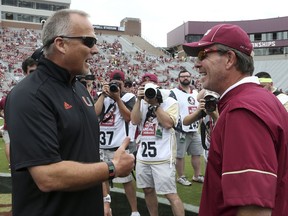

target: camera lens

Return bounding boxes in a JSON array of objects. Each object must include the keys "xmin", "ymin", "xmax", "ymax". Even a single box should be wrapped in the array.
[
  {"xmin": 204, "ymin": 97, "xmax": 217, "ymax": 112},
  {"xmin": 145, "ymin": 88, "xmax": 156, "ymax": 99},
  {"xmin": 109, "ymin": 83, "xmax": 119, "ymax": 92}
]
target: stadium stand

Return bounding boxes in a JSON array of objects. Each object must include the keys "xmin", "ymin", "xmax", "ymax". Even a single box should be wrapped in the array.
[
  {"xmin": 0, "ymin": 26, "xmax": 287, "ymax": 99},
  {"xmin": 0, "ymin": 27, "xmax": 200, "ymax": 98}
]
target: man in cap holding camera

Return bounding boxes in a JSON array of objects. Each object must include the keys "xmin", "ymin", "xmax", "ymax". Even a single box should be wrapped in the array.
[
  {"xmin": 94, "ymin": 70, "xmax": 140, "ymax": 216},
  {"xmin": 170, "ymin": 69, "xmax": 204, "ymax": 186},
  {"xmin": 183, "ymin": 23, "xmax": 288, "ymax": 215},
  {"xmin": 183, "ymin": 89, "xmax": 219, "ymax": 164},
  {"xmin": 131, "ymin": 73, "xmax": 184, "ymax": 216}
]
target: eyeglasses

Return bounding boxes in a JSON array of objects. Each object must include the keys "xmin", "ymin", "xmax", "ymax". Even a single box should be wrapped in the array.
[
  {"xmin": 179, "ymin": 75, "xmax": 191, "ymax": 78},
  {"xmin": 44, "ymin": 36, "xmax": 97, "ymax": 48},
  {"xmin": 60, "ymin": 36, "xmax": 97, "ymax": 48},
  {"xmin": 197, "ymin": 48, "xmax": 225, "ymax": 61}
]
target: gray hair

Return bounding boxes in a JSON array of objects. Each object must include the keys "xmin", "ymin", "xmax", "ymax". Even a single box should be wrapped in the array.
[
  {"xmin": 41, "ymin": 9, "xmax": 89, "ymax": 55},
  {"xmin": 215, "ymin": 44, "xmax": 254, "ymax": 76}
]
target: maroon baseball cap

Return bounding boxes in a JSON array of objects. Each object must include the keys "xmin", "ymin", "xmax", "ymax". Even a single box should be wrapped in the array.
[
  {"xmin": 183, "ymin": 24, "xmax": 253, "ymax": 57},
  {"xmin": 110, "ymin": 70, "xmax": 125, "ymax": 81},
  {"xmin": 141, "ymin": 73, "xmax": 158, "ymax": 84}
]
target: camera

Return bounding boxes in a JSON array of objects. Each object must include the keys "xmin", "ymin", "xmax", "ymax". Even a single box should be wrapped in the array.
[
  {"xmin": 204, "ymin": 97, "xmax": 218, "ymax": 112},
  {"xmin": 109, "ymin": 82, "xmax": 119, "ymax": 92},
  {"xmin": 144, "ymin": 83, "xmax": 163, "ymax": 103},
  {"xmin": 144, "ymin": 83, "xmax": 158, "ymax": 99}
]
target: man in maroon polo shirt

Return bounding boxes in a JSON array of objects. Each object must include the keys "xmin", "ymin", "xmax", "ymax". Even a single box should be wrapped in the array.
[{"xmin": 183, "ymin": 24, "xmax": 288, "ymax": 216}]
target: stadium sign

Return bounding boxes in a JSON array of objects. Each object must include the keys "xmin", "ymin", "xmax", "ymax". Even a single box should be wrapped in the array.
[
  {"xmin": 252, "ymin": 41, "xmax": 276, "ymax": 48},
  {"xmin": 93, "ymin": 25, "xmax": 124, "ymax": 32}
]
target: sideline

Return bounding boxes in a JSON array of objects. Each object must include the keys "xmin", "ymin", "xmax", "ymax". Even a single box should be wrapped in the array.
[{"xmin": 110, "ymin": 187, "xmax": 199, "ymax": 214}]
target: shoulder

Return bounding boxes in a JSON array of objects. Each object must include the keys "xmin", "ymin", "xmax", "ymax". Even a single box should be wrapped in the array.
[{"xmin": 163, "ymin": 96, "xmax": 178, "ymax": 106}]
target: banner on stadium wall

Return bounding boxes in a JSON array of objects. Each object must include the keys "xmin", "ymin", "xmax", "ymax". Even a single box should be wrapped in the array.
[
  {"xmin": 252, "ymin": 40, "xmax": 288, "ymax": 48},
  {"xmin": 93, "ymin": 25, "xmax": 125, "ymax": 32}
]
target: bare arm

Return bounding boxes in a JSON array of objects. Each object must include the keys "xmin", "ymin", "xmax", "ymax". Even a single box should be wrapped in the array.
[
  {"xmin": 103, "ymin": 181, "xmax": 112, "ymax": 216},
  {"xmin": 29, "ymin": 137, "xmax": 134, "ymax": 192},
  {"xmin": 183, "ymin": 100, "xmax": 205, "ymax": 125},
  {"xmin": 114, "ymin": 96, "xmax": 131, "ymax": 122},
  {"xmin": 131, "ymin": 86, "xmax": 144, "ymax": 125},
  {"xmin": 94, "ymin": 93, "xmax": 105, "ymax": 115},
  {"xmin": 155, "ymin": 103, "xmax": 177, "ymax": 129},
  {"xmin": 237, "ymin": 205, "xmax": 271, "ymax": 216},
  {"xmin": 94, "ymin": 83, "xmax": 109, "ymax": 115}
]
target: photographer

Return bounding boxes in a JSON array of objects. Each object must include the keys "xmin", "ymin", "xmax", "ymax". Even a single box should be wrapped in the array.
[
  {"xmin": 131, "ymin": 73, "xmax": 184, "ymax": 216},
  {"xmin": 183, "ymin": 89, "xmax": 219, "ymax": 164},
  {"xmin": 170, "ymin": 69, "xmax": 204, "ymax": 186},
  {"xmin": 94, "ymin": 70, "xmax": 140, "ymax": 216}
]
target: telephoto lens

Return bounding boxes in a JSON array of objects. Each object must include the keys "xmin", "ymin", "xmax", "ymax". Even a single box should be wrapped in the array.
[{"xmin": 144, "ymin": 83, "xmax": 158, "ymax": 99}]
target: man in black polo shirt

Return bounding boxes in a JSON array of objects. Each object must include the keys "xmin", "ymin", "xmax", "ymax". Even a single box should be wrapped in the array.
[{"xmin": 5, "ymin": 9, "xmax": 134, "ymax": 216}]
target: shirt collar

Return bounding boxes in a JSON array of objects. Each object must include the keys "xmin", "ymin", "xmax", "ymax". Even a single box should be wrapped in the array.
[{"xmin": 220, "ymin": 76, "xmax": 260, "ymax": 99}]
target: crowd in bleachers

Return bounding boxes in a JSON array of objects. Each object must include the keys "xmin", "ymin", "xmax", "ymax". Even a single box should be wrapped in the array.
[
  {"xmin": 0, "ymin": 27, "xmax": 42, "ymax": 95},
  {"xmin": 0, "ymin": 27, "xmax": 202, "ymax": 97}
]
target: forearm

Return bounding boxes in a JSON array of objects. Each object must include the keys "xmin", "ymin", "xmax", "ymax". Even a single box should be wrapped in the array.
[
  {"xmin": 94, "ymin": 94, "xmax": 105, "ymax": 115},
  {"xmin": 183, "ymin": 109, "xmax": 202, "ymax": 125},
  {"xmin": 116, "ymin": 98, "xmax": 131, "ymax": 122},
  {"xmin": 29, "ymin": 160, "xmax": 110, "ymax": 192},
  {"xmin": 131, "ymin": 100, "xmax": 141, "ymax": 125},
  {"xmin": 155, "ymin": 107, "xmax": 174, "ymax": 128}
]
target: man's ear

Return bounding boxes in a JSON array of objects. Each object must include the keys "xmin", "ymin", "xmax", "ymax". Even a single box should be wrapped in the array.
[
  {"xmin": 225, "ymin": 50, "xmax": 237, "ymax": 69},
  {"xmin": 54, "ymin": 37, "xmax": 66, "ymax": 54}
]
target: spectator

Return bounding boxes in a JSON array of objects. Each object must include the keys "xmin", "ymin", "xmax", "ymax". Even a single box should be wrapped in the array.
[
  {"xmin": 95, "ymin": 70, "xmax": 140, "ymax": 216},
  {"xmin": 131, "ymin": 73, "xmax": 185, "ymax": 216},
  {"xmin": 183, "ymin": 23, "xmax": 288, "ymax": 215},
  {"xmin": 170, "ymin": 69, "xmax": 204, "ymax": 186},
  {"xmin": 5, "ymin": 9, "xmax": 134, "ymax": 216},
  {"xmin": 255, "ymin": 71, "xmax": 288, "ymax": 111},
  {"xmin": 21, "ymin": 56, "xmax": 38, "ymax": 75}
]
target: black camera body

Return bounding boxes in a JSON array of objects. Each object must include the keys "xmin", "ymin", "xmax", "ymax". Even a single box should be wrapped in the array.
[
  {"xmin": 204, "ymin": 97, "xmax": 218, "ymax": 112},
  {"xmin": 109, "ymin": 82, "xmax": 119, "ymax": 92}
]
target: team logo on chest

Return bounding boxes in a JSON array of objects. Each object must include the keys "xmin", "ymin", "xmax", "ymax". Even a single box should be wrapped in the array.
[
  {"xmin": 142, "ymin": 122, "xmax": 156, "ymax": 136},
  {"xmin": 187, "ymin": 96, "xmax": 195, "ymax": 105}
]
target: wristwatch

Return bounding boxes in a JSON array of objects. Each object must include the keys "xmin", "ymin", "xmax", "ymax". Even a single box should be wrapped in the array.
[
  {"xmin": 106, "ymin": 161, "xmax": 116, "ymax": 180},
  {"xmin": 103, "ymin": 194, "xmax": 111, "ymax": 203}
]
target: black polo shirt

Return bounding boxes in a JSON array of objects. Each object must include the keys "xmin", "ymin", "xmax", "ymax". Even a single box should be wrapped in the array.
[{"xmin": 6, "ymin": 58, "xmax": 103, "ymax": 216}]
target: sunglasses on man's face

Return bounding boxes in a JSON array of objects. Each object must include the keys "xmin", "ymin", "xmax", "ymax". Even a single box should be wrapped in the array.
[
  {"xmin": 45, "ymin": 36, "xmax": 97, "ymax": 48},
  {"xmin": 197, "ymin": 48, "xmax": 226, "ymax": 61},
  {"xmin": 60, "ymin": 36, "xmax": 97, "ymax": 48}
]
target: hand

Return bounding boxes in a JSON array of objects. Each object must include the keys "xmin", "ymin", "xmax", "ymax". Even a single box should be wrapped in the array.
[
  {"xmin": 104, "ymin": 203, "xmax": 112, "ymax": 216},
  {"xmin": 112, "ymin": 137, "xmax": 135, "ymax": 177},
  {"xmin": 145, "ymin": 97, "xmax": 159, "ymax": 106},
  {"xmin": 102, "ymin": 83, "xmax": 109, "ymax": 96},
  {"xmin": 136, "ymin": 86, "xmax": 145, "ymax": 100},
  {"xmin": 103, "ymin": 83, "xmax": 121, "ymax": 101},
  {"xmin": 198, "ymin": 99, "xmax": 206, "ymax": 111}
]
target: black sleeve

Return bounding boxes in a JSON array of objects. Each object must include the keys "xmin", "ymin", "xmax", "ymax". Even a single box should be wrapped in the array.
[{"xmin": 169, "ymin": 90, "xmax": 177, "ymax": 101}]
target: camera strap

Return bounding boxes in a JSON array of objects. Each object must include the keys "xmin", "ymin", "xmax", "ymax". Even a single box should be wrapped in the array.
[
  {"xmin": 100, "ymin": 102, "xmax": 116, "ymax": 123},
  {"xmin": 99, "ymin": 93, "xmax": 127, "ymax": 123},
  {"xmin": 200, "ymin": 121, "xmax": 208, "ymax": 150}
]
